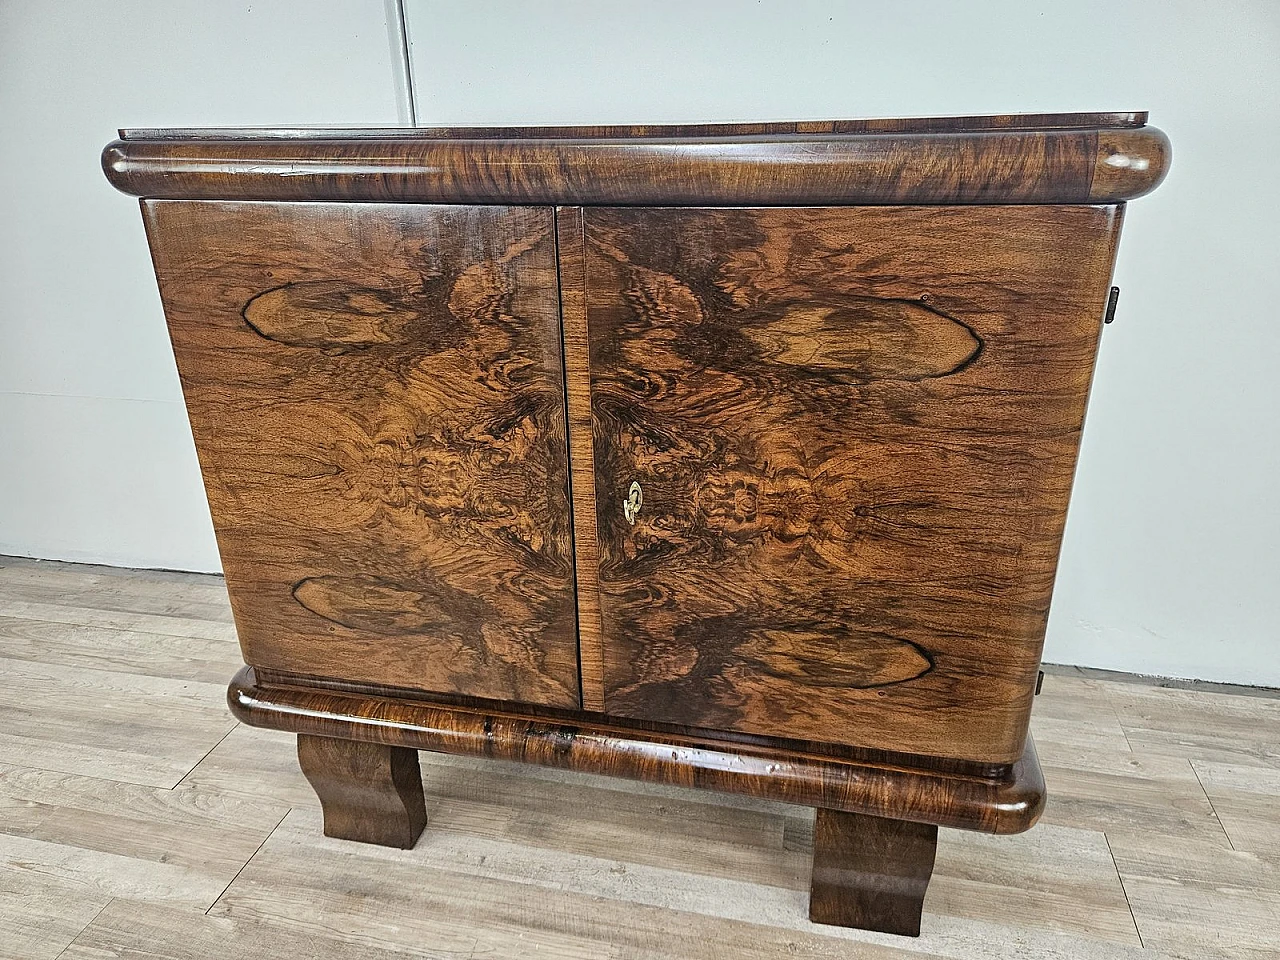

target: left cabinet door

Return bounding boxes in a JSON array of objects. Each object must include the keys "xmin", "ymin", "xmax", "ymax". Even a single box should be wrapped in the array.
[{"xmin": 143, "ymin": 202, "xmax": 580, "ymax": 708}]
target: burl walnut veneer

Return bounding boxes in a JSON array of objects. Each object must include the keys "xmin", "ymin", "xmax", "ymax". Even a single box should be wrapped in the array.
[{"xmin": 105, "ymin": 112, "xmax": 1169, "ymax": 937}]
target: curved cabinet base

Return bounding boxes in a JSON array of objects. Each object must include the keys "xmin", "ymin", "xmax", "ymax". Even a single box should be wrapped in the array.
[
  {"xmin": 230, "ymin": 666, "xmax": 1044, "ymax": 936},
  {"xmin": 230, "ymin": 667, "xmax": 1043, "ymax": 833}
]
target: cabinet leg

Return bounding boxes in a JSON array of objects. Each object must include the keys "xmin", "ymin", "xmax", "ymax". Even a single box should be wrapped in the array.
[
  {"xmin": 296, "ymin": 734, "xmax": 427, "ymax": 849},
  {"xmin": 808, "ymin": 808, "xmax": 938, "ymax": 936}
]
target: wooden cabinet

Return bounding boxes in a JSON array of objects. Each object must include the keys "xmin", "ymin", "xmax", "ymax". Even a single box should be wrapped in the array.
[{"xmin": 105, "ymin": 112, "xmax": 1169, "ymax": 937}]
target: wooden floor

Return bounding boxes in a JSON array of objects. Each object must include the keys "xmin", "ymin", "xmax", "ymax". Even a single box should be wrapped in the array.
[{"xmin": 0, "ymin": 557, "xmax": 1276, "ymax": 959}]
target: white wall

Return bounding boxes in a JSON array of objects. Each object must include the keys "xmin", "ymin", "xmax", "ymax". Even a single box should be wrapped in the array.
[
  {"xmin": 0, "ymin": 0, "xmax": 403, "ymax": 571},
  {"xmin": 404, "ymin": 1, "xmax": 1280, "ymax": 687},
  {"xmin": 2, "ymin": 2, "xmax": 1277, "ymax": 686}
]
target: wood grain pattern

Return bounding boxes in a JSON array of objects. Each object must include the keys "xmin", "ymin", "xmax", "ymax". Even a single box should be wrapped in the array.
[
  {"xmin": 229, "ymin": 667, "xmax": 1046, "ymax": 835},
  {"xmin": 809, "ymin": 809, "xmax": 938, "ymax": 936},
  {"xmin": 582, "ymin": 205, "xmax": 1124, "ymax": 763},
  {"xmin": 102, "ymin": 124, "xmax": 1169, "ymax": 206},
  {"xmin": 142, "ymin": 201, "xmax": 580, "ymax": 708},
  {"xmin": 556, "ymin": 206, "xmax": 605, "ymax": 711},
  {"xmin": 296, "ymin": 734, "xmax": 426, "ymax": 848},
  {"xmin": 254, "ymin": 666, "xmax": 1010, "ymax": 780},
  {"xmin": 1090, "ymin": 126, "xmax": 1175, "ymax": 202}
]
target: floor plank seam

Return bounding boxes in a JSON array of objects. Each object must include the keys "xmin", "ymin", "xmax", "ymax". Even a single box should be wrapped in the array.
[
  {"xmin": 1116, "ymin": 718, "xmax": 1136, "ymax": 753},
  {"xmin": 52, "ymin": 895, "xmax": 115, "ymax": 959},
  {"xmin": 0, "ymin": 601, "xmax": 234, "ymax": 635},
  {"xmin": 202, "ymin": 808, "xmax": 291, "ymax": 916},
  {"xmin": 1188, "ymin": 760, "xmax": 1236, "ymax": 851},
  {"xmin": 1103, "ymin": 832, "xmax": 1145, "ymax": 950},
  {"xmin": 172, "ymin": 722, "xmax": 240, "ymax": 791},
  {"xmin": 1103, "ymin": 690, "xmax": 1137, "ymax": 754}
]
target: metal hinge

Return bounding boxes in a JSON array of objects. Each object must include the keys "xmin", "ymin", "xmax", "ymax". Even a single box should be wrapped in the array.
[
  {"xmin": 1035, "ymin": 670, "xmax": 1045, "ymax": 696},
  {"xmin": 1104, "ymin": 286, "xmax": 1121, "ymax": 324}
]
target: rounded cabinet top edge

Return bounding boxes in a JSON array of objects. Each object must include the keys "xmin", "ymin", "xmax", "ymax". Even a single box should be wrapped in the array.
[{"xmin": 102, "ymin": 116, "xmax": 1169, "ymax": 207}]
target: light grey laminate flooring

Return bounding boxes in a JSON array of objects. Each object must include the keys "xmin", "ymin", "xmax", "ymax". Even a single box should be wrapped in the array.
[{"xmin": 0, "ymin": 556, "xmax": 1276, "ymax": 959}]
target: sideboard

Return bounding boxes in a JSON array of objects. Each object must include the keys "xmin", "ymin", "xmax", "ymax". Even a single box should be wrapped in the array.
[{"xmin": 103, "ymin": 112, "xmax": 1169, "ymax": 936}]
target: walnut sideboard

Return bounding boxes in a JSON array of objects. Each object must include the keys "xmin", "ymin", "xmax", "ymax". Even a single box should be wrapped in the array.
[{"xmin": 104, "ymin": 112, "xmax": 1169, "ymax": 936}]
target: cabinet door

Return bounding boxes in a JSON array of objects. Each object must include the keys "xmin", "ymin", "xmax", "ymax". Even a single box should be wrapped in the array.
[
  {"xmin": 569, "ymin": 205, "xmax": 1122, "ymax": 762},
  {"xmin": 144, "ymin": 202, "xmax": 580, "ymax": 708}
]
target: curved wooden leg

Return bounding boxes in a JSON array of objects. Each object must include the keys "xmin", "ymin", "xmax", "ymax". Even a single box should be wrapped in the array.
[
  {"xmin": 809, "ymin": 808, "xmax": 938, "ymax": 936},
  {"xmin": 297, "ymin": 734, "xmax": 427, "ymax": 849}
]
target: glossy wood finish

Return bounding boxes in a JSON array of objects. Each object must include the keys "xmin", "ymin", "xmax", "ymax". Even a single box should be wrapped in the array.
[
  {"xmin": 259, "ymin": 670, "xmax": 1013, "ymax": 783},
  {"xmin": 296, "ymin": 734, "xmax": 426, "ymax": 849},
  {"xmin": 1090, "ymin": 126, "xmax": 1174, "ymax": 202},
  {"xmin": 256, "ymin": 666, "xmax": 1011, "ymax": 780},
  {"xmin": 580, "ymin": 205, "xmax": 1122, "ymax": 763},
  {"xmin": 103, "ymin": 121, "xmax": 1169, "ymax": 206},
  {"xmin": 229, "ymin": 666, "xmax": 1045, "ymax": 835},
  {"xmin": 810, "ymin": 809, "xmax": 939, "ymax": 936},
  {"xmin": 142, "ymin": 201, "xmax": 580, "ymax": 707}
]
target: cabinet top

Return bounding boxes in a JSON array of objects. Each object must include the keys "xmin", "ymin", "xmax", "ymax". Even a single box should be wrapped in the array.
[
  {"xmin": 104, "ymin": 112, "xmax": 1169, "ymax": 206},
  {"xmin": 116, "ymin": 111, "xmax": 1149, "ymax": 141}
]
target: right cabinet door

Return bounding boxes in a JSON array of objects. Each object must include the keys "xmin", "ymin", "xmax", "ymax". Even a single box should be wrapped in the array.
[{"xmin": 574, "ymin": 205, "xmax": 1122, "ymax": 764}]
